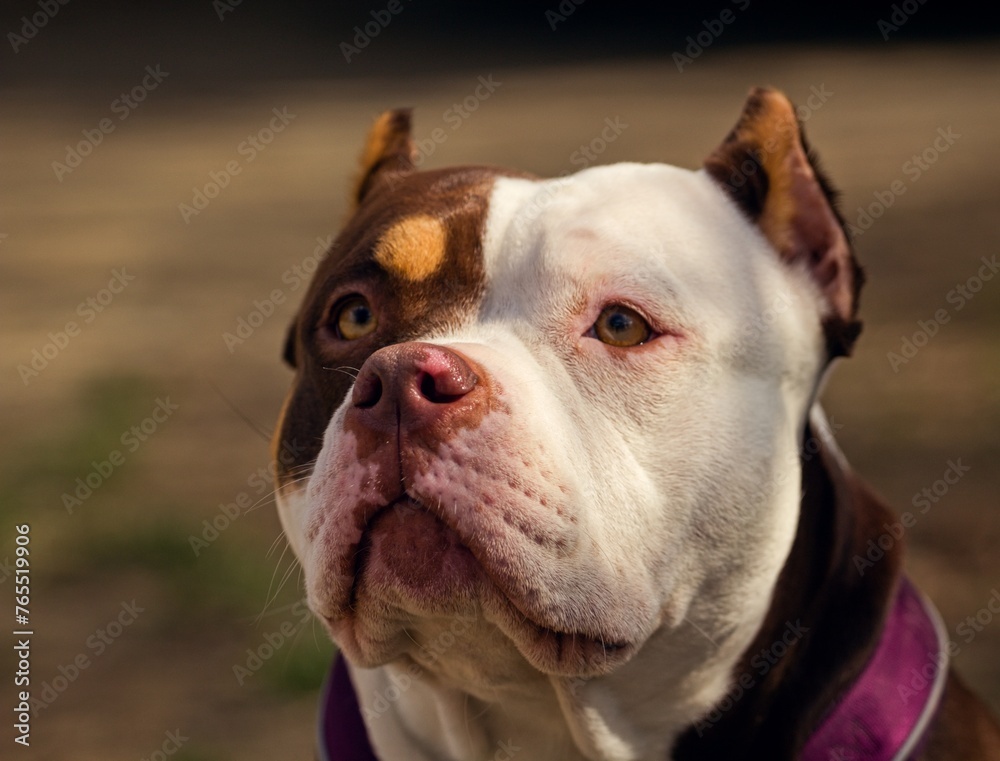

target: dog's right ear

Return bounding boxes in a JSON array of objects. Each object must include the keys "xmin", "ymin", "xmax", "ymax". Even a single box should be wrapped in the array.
[{"xmin": 352, "ymin": 109, "xmax": 416, "ymax": 207}]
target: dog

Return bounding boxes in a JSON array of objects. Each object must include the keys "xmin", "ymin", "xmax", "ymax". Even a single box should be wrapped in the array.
[{"xmin": 272, "ymin": 88, "xmax": 1000, "ymax": 760}]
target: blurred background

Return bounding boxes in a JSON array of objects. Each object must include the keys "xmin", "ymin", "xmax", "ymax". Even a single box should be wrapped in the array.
[{"xmin": 2, "ymin": 2, "xmax": 998, "ymax": 758}]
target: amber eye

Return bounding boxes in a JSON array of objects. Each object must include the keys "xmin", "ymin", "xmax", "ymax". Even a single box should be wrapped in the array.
[
  {"xmin": 333, "ymin": 295, "xmax": 377, "ymax": 340},
  {"xmin": 592, "ymin": 305, "xmax": 652, "ymax": 347}
]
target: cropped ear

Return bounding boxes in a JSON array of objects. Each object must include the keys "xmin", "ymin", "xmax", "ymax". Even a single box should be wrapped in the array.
[
  {"xmin": 352, "ymin": 108, "xmax": 416, "ymax": 207},
  {"xmin": 704, "ymin": 87, "xmax": 863, "ymax": 358}
]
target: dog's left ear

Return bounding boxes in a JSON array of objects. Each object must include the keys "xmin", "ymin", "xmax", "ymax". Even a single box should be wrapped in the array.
[
  {"xmin": 352, "ymin": 108, "xmax": 416, "ymax": 207},
  {"xmin": 282, "ymin": 321, "xmax": 297, "ymax": 368},
  {"xmin": 705, "ymin": 87, "xmax": 863, "ymax": 358}
]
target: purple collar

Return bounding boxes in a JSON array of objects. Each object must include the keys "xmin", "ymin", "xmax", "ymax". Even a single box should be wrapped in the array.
[
  {"xmin": 317, "ymin": 655, "xmax": 377, "ymax": 761},
  {"xmin": 799, "ymin": 577, "xmax": 949, "ymax": 761},
  {"xmin": 317, "ymin": 577, "xmax": 948, "ymax": 760}
]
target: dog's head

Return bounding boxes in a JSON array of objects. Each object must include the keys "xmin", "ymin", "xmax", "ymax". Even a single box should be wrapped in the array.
[{"xmin": 273, "ymin": 89, "xmax": 861, "ymax": 685}]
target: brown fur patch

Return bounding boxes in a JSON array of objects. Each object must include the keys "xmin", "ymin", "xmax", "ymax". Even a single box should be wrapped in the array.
[
  {"xmin": 274, "ymin": 164, "xmax": 534, "ymax": 493},
  {"xmin": 373, "ymin": 214, "xmax": 448, "ymax": 281}
]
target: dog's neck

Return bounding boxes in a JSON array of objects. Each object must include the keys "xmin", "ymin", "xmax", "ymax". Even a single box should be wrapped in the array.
[
  {"xmin": 349, "ymin": 406, "xmax": 903, "ymax": 761},
  {"xmin": 672, "ymin": 406, "xmax": 903, "ymax": 759}
]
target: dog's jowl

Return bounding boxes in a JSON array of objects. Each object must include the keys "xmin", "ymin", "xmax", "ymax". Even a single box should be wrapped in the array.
[{"xmin": 272, "ymin": 91, "xmax": 1000, "ymax": 760}]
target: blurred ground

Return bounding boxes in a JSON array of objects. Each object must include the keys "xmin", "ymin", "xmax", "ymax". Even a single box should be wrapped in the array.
[{"xmin": 1, "ymin": 19, "xmax": 999, "ymax": 761}]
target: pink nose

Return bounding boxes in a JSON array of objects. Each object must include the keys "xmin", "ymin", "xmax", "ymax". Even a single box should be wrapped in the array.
[{"xmin": 349, "ymin": 343, "xmax": 480, "ymax": 433}]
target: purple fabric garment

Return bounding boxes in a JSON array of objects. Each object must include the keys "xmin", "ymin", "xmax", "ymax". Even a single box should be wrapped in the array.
[
  {"xmin": 317, "ymin": 654, "xmax": 378, "ymax": 761},
  {"xmin": 799, "ymin": 577, "xmax": 948, "ymax": 761},
  {"xmin": 318, "ymin": 577, "xmax": 946, "ymax": 760}
]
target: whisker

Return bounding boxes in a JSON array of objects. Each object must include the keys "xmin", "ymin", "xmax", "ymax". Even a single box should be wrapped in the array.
[
  {"xmin": 245, "ymin": 471, "xmax": 314, "ymax": 517},
  {"xmin": 256, "ymin": 542, "xmax": 293, "ymax": 625},
  {"xmin": 206, "ymin": 377, "xmax": 272, "ymax": 443},
  {"xmin": 256, "ymin": 551, "xmax": 303, "ymax": 623},
  {"xmin": 265, "ymin": 530, "xmax": 288, "ymax": 560},
  {"xmin": 270, "ymin": 555, "xmax": 302, "ymax": 606},
  {"xmin": 324, "ymin": 365, "xmax": 361, "ymax": 379},
  {"xmin": 264, "ymin": 542, "xmax": 292, "ymax": 608}
]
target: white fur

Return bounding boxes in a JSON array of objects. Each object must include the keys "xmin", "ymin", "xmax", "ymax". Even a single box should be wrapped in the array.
[{"xmin": 278, "ymin": 163, "xmax": 830, "ymax": 760}]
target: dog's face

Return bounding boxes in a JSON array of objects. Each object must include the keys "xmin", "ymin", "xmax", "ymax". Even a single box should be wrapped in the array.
[{"xmin": 273, "ymin": 90, "xmax": 860, "ymax": 688}]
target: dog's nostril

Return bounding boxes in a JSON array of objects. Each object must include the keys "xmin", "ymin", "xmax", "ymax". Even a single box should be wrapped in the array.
[
  {"xmin": 353, "ymin": 373, "xmax": 383, "ymax": 409},
  {"xmin": 418, "ymin": 371, "xmax": 466, "ymax": 404}
]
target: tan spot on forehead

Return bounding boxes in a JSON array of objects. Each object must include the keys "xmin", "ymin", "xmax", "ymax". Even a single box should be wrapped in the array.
[{"xmin": 373, "ymin": 214, "xmax": 448, "ymax": 281}]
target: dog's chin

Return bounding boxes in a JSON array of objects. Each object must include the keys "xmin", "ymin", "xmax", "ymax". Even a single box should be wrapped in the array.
[{"xmin": 315, "ymin": 499, "xmax": 640, "ymax": 678}]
